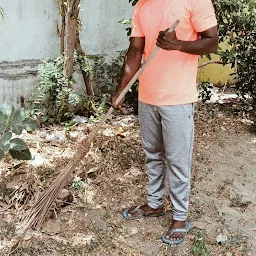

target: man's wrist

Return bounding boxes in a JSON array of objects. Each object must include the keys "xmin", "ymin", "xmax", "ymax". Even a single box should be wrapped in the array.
[{"xmin": 177, "ymin": 40, "xmax": 184, "ymax": 52}]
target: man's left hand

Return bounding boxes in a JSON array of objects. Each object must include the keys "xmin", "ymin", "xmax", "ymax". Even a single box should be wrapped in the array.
[{"xmin": 156, "ymin": 28, "xmax": 182, "ymax": 51}]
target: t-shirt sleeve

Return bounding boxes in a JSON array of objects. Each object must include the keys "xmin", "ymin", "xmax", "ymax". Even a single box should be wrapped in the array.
[
  {"xmin": 191, "ymin": 0, "xmax": 217, "ymax": 33},
  {"xmin": 131, "ymin": 1, "xmax": 144, "ymax": 37}
]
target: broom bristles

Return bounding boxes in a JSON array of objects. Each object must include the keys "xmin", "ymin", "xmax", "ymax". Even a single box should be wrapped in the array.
[
  {"xmin": 20, "ymin": 160, "xmax": 76, "ymax": 232},
  {"xmin": 19, "ymin": 101, "xmax": 114, "ymax": 234},
  {"xmin": 20, "ymin": 137, "xmax": 93, "ymax": 233}
]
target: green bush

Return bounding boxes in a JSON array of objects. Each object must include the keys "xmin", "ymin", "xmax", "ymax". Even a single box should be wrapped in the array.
[
  {"xmin": 214, "ymin": 0, "xmax": 256, "ymax": 116},
  {"xmin": 91, "ymin": 51, "xmax": 126, "ymax": 94},
  {"xmin": 33, "ymin": 55, "xmax": 90, "ymax": 123},
  {"xmin": 198, "ymin": 82, "xmax": 214, "ymax": 103},
  {"xmin": 0, "ymin": 104, "xmax": 37, "ymax": 161},
  {"xmin": 92, "ymin": 51, "xmax": 139, "ymax": 113}
]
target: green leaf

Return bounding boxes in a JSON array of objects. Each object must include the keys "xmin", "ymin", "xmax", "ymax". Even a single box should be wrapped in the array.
[
  {"xmin": 23, "ymin": 118, "xmax": 37, "ymax": 131},
  {"xmin": 9, "ymin": 148, "xmax": 32, "ymax": 160},
  {"xmin": 10, "ymin": 138, "xmax": 28, "ymax": 151},
  {"xmin": 0, "ymin": 7, "xmax": 5, "ymax": 19},
  {"xmin": 0, "ymin": 141, "xmax": 10, "ymax": 152},
  {"xmin": 0, "ymin": 111, "xmax": 7, "ymax": 133},
  {"xmin": 1, "ymin": 104, "xmax": 14, "ymax": 117},
  {"xmin": 0, "ymin": 149, "xmax": 4, "ymax": 160},
  {"xmin": 0, "ymin": 132, "xmax": 12, "ymax": 151},
  {"xmin": 11, "ymin": 108, "xmax": 25, "ymax": 123},
  {"xmin": 205, "ymin": 54, "xmax": 212, "ymax": 61},
  {"xmin": 1, "ymin": 132, "xmax": 12, "ymax": 142},
  {"xmin": 11, "ymin": 124, "xmax": 23, "ymax": 135},
  {"xmin": 118, "ymin": 19, "xmax": 132, "ymax": 25}
]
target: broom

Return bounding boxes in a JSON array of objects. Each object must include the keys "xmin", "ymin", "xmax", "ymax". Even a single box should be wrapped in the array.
[{"xmin": 20, "ymin": 19, "xmax": 180, "ymax": 232}]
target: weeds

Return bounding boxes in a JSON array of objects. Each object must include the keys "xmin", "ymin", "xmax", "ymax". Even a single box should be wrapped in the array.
[
  {"xmin": 192, "ymin": 230, "xmax": 210, "ymax": 256},
  {"xmin": 72, "ymin": 176, "xmax": 85, "ymax": 190},
  {"xmin": 230, "ymin": 194, "xmax": 252, "ymax": 209}
]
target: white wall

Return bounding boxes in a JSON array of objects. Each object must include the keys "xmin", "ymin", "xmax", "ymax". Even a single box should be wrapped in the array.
[{"xmin": 0, "ymin": 0, "xmax": 133, "ymax": 106}]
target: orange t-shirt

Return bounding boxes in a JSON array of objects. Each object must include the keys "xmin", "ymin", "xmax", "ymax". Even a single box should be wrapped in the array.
[{"xmin": 131, "ymin": 0, "xmax": 217, "ymax": 106}]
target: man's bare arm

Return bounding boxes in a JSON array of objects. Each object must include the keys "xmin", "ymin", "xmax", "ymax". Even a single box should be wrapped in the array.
[{"xmin": 111, "ymin": 37, "xmax": 145, "ymax": 110}]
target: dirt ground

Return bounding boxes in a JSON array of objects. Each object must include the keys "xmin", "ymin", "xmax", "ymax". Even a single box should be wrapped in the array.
[{"xmin": 0, "ymin": 98, "xmax": 256, "ymax": 256}]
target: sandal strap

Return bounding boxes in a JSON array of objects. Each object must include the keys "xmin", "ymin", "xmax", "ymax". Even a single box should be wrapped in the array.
[
  {"xmin": 128, "ymin": 204, "xmax": 163, "ymax": 217},
  {"xmin": 170, "ymin": 228, "xmax": 188, "ymax": 234},
  {"xmin": 128, "ymin": 205, "xmax": 147, "ymax": 217},
  {"xmin": 130, "ymin": 205, "xmax": 142, "ymax": 214}
]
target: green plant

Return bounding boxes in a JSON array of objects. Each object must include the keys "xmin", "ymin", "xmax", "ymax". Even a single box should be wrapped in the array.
[
  {"xmin": 192, "ymin": 231, "xmax": 210, "ymax": 256},
  {"xmin": 118, "ymin": 18, "xmax": 132, "ymax": 37},
  {"xmin": 0, "ymin": 7, "xmax": 5, "ymax": 19},
  {"xmin": 91, "ymin": 51, "xmax": 126, "ymax": 94},
  {"xmin": 0, "ymin": 104, "xmax": 37, "ymax": 160},
  {"xmin": 34, "ymin": 55, "xmax": 90, "ymax": 123},
  {"xmin": 214, "ymin": 0, "xmax": 256, "ymax": 119},
  {"xmin": 92, "ymin": 51, "xmax": 139, "ymax": 113},
  {"xmin": 72, "ymin": 176, "xmax": 85, "ymax": 190},
  {"xmin": 198, "ymin": 82, "xmax": 214, "ymax": 103},
  {"xmin": 88, "ymin": 101, "xmax": 106, "ymax": 123}
]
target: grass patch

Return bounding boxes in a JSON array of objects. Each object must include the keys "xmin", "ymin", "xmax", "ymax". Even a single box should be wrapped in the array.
[
  {"xmin": 230, "ymin": 194, "xmax": 252, "ymax": 209},
  {"xmin": 192, "ymin": 230, "xmax": 210, "ymax": 256}
]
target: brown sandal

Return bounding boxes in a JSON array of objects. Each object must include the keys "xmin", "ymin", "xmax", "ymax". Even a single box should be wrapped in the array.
[{"xmin": 123, "ymin": 205, "xmax": 164, "ymax": 220}]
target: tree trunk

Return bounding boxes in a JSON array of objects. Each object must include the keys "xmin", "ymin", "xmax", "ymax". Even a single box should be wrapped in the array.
[
  {"xmin": 60, "ymin": 1, "xmax": 66, "ymax": 55},
  {"xmin": 75, "ymin": 32, "xmax": 94, "ymax": 96},
  {"xmin": 64, "ymin": 0, "xmax": 80, "ymax": 86}
]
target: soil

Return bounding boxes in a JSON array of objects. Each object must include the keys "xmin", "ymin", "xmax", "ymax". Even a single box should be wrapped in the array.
[{"xmin": 0, "ymin": 99, "xmax": 255, "ymax": 256}]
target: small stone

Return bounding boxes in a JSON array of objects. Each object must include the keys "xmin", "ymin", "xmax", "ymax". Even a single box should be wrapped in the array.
[
  {"xmin": 57, "ymin": 189, "xmax": 73, "ymax": 207},
  {"xmin": 118, "ymin": 122, "xmax": 128, "ymax": 127},
  {"xmin": 193, "ymin": 221, "xmax": 206, "ymax": 230},
  {"xmin": 221, "ymin": 126, "xmax": 226, "ymax": 132},
  {"xmin": 71, "ymin": 234, "xmax": 94, "ymax": 247},
  {"xmin": 45, "ymin": 132, "xmax": 65, "ymax": 142},
  {"xmin": 6, "ymin": 181, "xmax": 22, "ymax": 191},
  {"xmin": 216, "ymin": 234, "xmax": 228, "ymax": 244},
  {"xmin": 30, "ymin": 155, "xmax": 47, "ymax": 168},
  {"xmin": 75, "ymin": 115, "xmax": 88, "ymax": 124},
  {"xmin": 129, "ymin": 226, "xmax": 138, "ymax": 235},
  {"xmin": 102, "ymin": 128, "xmax": 115, "ymax": 137},
  {"xmin": 130, "ymin": 167, "xmax": 142, "ymax": 177},
  {"xmin": 42, "ymin": 220, "xmax": 61, "ymax": 235}
]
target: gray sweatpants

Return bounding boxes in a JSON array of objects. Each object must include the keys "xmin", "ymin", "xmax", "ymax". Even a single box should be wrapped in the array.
[{"xmin": 139, "ymin": 101, "xmax": 194, "ymax": 221}]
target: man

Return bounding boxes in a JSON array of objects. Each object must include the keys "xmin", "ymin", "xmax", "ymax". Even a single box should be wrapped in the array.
[{"xmin": 111, "ymin": 0, "xmax": 218, "ymax": 244}]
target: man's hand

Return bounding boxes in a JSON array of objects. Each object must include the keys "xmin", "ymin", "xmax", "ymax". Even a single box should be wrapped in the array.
[
  {"xmin": 157, "ymin": 26, "xmax": 218, "ymax": 55},
  {"xmin": 110, "ymin": 90, "xmax": 125, "ymax": 110},
  {"xmin": 156, "ymin": 29, "xmax": 181, "ymax": 51}
]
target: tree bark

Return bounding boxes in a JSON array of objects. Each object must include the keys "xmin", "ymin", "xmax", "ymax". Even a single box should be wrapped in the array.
[
  {"xmin": 64, "ymin": 0, "xmax": 80, "ymax": 86},
  {"xmin": 75, "ymin": 32, "xmax": 94, "ymax": 96},
  {"xmin": 60, "ymin": 1, "xmax": 66, "ymax": 55}
]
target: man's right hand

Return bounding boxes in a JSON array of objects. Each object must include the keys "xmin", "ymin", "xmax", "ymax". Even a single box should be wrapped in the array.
[{"xmin": 110, "ymin": 90, "xmax": 125, "ymax": 110}]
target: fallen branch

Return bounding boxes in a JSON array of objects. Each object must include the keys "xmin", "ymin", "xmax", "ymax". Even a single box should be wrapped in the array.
[{"xmin": 199, "ymin": 60, "xmax": 225, "ymax": 69}]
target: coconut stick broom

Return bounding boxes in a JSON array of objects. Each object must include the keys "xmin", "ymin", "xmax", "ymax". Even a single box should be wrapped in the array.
[{"xmin": 20, "ymin": 19, "xmax": 180, "ymax": 232}]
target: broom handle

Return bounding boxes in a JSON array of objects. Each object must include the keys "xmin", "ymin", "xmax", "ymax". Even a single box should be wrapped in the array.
[{"xmin": 88, "ymin": 19, "xmax": 180, "ymax": 141}]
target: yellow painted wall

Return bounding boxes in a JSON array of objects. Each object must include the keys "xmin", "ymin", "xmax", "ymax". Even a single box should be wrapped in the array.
[{"xmin": 197, "ymin": 43, "xmax": 234, "ymax": 85}]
